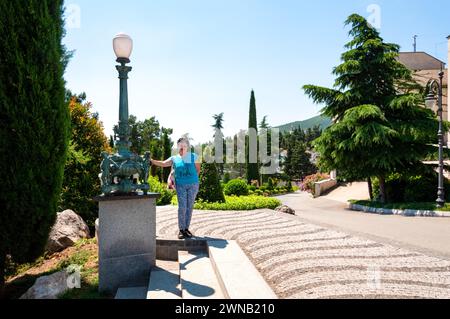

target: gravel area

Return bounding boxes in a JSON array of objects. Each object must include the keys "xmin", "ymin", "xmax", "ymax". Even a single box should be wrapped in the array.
[{"xmin": 156, "ymin": 207, "xmax": 450, "ymax": 299}]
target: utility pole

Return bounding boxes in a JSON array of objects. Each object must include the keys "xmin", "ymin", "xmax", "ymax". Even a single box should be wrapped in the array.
[{"xmin": 413, "ymin": 35, "xmax": 418, "ymax": 52}]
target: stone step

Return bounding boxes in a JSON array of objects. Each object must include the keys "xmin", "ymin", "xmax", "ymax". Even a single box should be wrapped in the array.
[
  {"xmin": 115, "ymin": 286, "xmax": 147, "ymax": 299},
  {"xmin": 178, "ymin": 251, "xmax": 225, "ymax": 299},
  {"xmin": 146, "ymin": 260, "xmax": 181, "ymax": 299},
  {"xmin": 207, "ymin": 240, "xmax": 278, "ymax": 299}
]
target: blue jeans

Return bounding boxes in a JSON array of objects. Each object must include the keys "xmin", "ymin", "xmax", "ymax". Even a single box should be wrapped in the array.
[{"xmin": 175, "ymin": 183, "xmax": 199, "ymax": 230}]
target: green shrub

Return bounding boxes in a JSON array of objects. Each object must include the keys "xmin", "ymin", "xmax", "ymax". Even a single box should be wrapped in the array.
[
  {"xmin": 286, "ymin": 182, "xmax": 293, "ymax": 192},
  {"xmin": 248, "ymin": 185, "xmax": 257, "ymax": 192},
  {"xmin": 267, "ymin": 178, "xmax": 275, "ymax": 190},
  {"xmin": 59, "ymin": 97, "xmax": 111, "ymax": 227},
  {"xmin": 255, "ymin": 190, "xmax": 264, "ymax": 196},
  {"xmin": 148, "ymin": 176, "xmax": 175, "ymax": 206},
  {"xmin": 198, "ymin": 163, "xmax": 225, "ymax": 203},
  {"xmin": 278, "ymin": 187, "xmax": 287, "ymax": 194},
  {"xmin": 371, "ymin": 168, "xmax": 450, "ymax": 203},
  {"xmin": 223, "ymin": 172, "xmax": 231, "ymax": 184},
  {"xmin": 224, "ymin": 179, "xmax": 249, "ymax": 196},
  {"xmin": 172, "ymin": 195, "xmax": 281, "ymax": 211}
]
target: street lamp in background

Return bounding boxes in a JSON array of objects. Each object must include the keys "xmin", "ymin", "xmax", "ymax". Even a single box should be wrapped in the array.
[
  {"xmin": 98, "ymin": 33, "xmax": 151, "ymax": 196},
  {"xmin": 425, "ymin": 69, "xmax": 445, "ymax": 208}
]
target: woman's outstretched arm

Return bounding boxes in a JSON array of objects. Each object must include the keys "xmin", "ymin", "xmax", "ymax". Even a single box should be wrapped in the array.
[{"xmin": 151, "ymin": 158, "xmax": 173, "ymax": 168}]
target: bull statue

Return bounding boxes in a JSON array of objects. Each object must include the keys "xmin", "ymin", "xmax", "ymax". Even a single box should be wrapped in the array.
[{"xmin": 99, "ymin": 151, "xmax": 151, "ymax": 195}]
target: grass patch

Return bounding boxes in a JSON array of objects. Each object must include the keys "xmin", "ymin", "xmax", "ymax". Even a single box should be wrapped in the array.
[
  {"xmin": 172, "ymin": 195, "xmax": 282, "ymax": 210},
  {"xmin": 350, "ymin": 200, "xmax": 450, "ymax": 211},
  {"xmin": 5, "ymin": 256, "xmax": 46, "ymax": 280},
  {"xmin": 5, "ymin": 238, "xmax": 112, "ymax": 299}
]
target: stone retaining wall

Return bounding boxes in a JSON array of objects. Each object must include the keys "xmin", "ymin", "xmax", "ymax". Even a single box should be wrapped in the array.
[{"xmin": 314, "ymin": 179, "xmax": 338, "ymax": 198}]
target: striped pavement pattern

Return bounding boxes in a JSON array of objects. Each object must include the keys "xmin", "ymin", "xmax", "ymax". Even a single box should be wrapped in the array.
[{"xmin": 156, "ymin": 206, "xmax": 450, "ymax": 299}]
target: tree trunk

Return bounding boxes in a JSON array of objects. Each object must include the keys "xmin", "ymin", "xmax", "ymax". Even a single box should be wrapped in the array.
[
  {"xmin": 378, "ymin": 175, "xmax": 386, "ymax": 204},
  {"xmin": 367, "ymin": 177, "xmax": 373, "ymax": 201},
  {"xmin": 0, "ymin": 252, "xmax": 5, "ymax": 299}
]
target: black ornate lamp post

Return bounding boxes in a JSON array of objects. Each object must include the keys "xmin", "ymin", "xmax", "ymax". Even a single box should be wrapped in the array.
[{"xmin": 425, "ymin": 70, "xmax": 445, "ymax": 208}]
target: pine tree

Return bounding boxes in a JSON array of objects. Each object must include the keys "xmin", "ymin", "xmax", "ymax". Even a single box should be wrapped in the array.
[
  {"xmin": 303, "ymin": 14, "xmax": 441, "ymax": 203},
  {"xmin": 284, "ymin": 141, "xmax": 316, "ymax": 180},
  {"xmin": 197, "ymin": 163, "xmax": 225, "ymax": 203},
  {"xmin": 246, "ymin": 90, "xmax": 260, "ymax": 183},
  {"xmin": 0, "ymin": 0, "xmax": 70, "ymax": 296}
]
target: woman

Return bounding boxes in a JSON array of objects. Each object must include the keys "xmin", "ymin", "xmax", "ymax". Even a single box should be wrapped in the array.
[{"xmin": 151, "ymin": 137, "xmax": 201, "ymax": 239}]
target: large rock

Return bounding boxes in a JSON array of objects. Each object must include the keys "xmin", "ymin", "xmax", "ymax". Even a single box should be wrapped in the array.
[
  {"xmin": 46, "ymin": 210, "xmax": 90, "ymax": 254},
  {"xmin": 275, "ymin": 205, "xmax": 296, "ymax": 215},
  {"xmin": 20, "ymin": 271, "xmax": 70, "ymax": 299}
]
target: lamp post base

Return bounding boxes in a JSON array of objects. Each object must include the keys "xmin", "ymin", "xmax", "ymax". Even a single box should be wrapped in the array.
[{"xmin": 94, "ymin": 193, "xmax": 160, "ymax": 295}]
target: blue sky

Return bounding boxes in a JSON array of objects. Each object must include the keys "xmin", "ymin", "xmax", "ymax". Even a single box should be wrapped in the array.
[{"xmin": 63, "ymin": 0, "xmax": 450, "ymax": 145}]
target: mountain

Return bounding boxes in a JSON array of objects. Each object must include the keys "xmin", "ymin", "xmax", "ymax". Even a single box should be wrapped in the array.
[{"xmin": 275, "ymin": 115, "xmax": 332, "ymax": 133}]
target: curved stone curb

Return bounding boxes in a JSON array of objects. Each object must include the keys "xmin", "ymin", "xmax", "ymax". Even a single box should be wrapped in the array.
[{"xmin": 349, "ymin": 203, "xmax": 450, "ymax": 217}]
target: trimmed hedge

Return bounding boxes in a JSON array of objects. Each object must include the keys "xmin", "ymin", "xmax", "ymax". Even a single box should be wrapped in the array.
[
  {"xmin": 172, "ymin": 195, "xmax": 281, "ymax": 211},
  {"xmin": 224, "ymin": 179, "xmax": 249, "ymax": 196}
]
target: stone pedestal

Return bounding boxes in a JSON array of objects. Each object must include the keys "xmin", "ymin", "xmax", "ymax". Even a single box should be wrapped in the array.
[{"xmin": 94, "ymin": 193, "xmax": 159, "ymax": 295}]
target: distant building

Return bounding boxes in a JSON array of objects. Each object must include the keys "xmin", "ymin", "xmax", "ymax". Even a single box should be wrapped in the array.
[{"xmin": 397, "ymin": 40, "xmax": 449, "ymax": 145}]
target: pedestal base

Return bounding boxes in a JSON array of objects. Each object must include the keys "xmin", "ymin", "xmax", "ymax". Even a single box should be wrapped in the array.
[{"xmin": 94, "ymin": 193, "xmax": 159, "ymax": 295}]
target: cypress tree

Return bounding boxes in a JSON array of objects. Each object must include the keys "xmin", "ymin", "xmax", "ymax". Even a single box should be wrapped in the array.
[
  {"xmin": 161, "ymin": 127, "xmax": 173, "ymax": 182},
  {"xmin": 197, "ymin": 163, "xmax": 226, "ymax": 203},
  {"xmin": 0, "ymin": 0, "xmax": 70, "ymax": 296},
  {"xmin": 246, "ymin": 90, "xmax": 260, "ymax": 183}
]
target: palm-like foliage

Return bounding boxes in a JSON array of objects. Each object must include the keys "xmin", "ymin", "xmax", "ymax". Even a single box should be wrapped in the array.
[
  {"xmin": 212, "ymin": 113, "xmax": 224, "ymax": 131},
  {"xmin": 260, "ymin": 116, "xmax": 269, "ymax": 129},
  {"xmin": 303, "ymin": 14, "xmax": 444, "ymax": 202}
]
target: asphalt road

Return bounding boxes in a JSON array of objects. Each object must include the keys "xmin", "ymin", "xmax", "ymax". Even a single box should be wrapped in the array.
[{"xmin": 278, "ymin": 191, "xmax": 450, "ymax": 261}]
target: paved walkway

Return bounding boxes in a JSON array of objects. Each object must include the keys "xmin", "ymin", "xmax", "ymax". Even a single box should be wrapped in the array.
[
  {"xmin": 156, "ymin": 205, "xmax": 450, "ymax": 299},
  {"xmin": 321, "ymin": 182, "xmax": 369, "ymax": 203}
]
